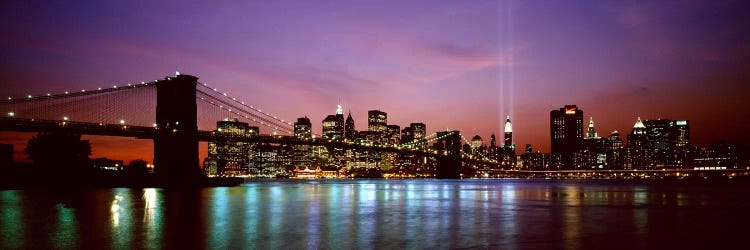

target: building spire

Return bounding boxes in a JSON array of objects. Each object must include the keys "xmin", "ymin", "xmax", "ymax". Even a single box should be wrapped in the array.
[
  {"xmin": 587, "ymin": 116, "xmax": 598, "ymax": 138},
  {"xmin": 336, "ymin": 104, "xmax": 343, "ymax": 115},
  {"xmin": 633, "ymin": 117, "xmax": 645, "ymax": 128},
  {"xmin": 504, "ymin": 116, "xmax": 512, "ymax": 133}
]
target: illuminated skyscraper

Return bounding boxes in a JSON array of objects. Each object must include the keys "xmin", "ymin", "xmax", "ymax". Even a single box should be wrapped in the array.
[
  {"xmin": 587, "ymin": 117, "xmax": 598, "ymax": 139},
  {"xmin": 550, "ymin": 105, "xmax": 584, "ymax": 168},
  {"xmin": 670, "ymin": 120, "xmax": 690, "ymax": 147},
  {"xmin": 386, "ymin": 125, "xmax": 401, "ymax": 145},
  {"xmin": 294, "ymin": 117, "xmax": 312, "ymax": 139},
  {"xmin": 204, "ymin": 118, "xmax": 256, "ymax": 176},
  {"xmin": 504, "ymin": 116, "xmax": 513, "ymax": 148},
  {"xmin": 627, "ymin": 117, "xmax": 649, "ymax": 169},
  {"xmin": 471, "ymin": 135, "xmax": 483, "ymax": 152},
  {"xmin": 368, "ymin": 110, "xmax": 387, "ymax": 143},
  {"xmin": 322, "ymin": 105, "xmax": 345, "ymax": 141}
]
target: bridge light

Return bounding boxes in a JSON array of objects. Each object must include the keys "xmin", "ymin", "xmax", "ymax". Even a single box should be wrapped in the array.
[
  {"xmin": 128, "ymin": 84, "xmax": 132, "ymax": 87},
  {"xmin": 97, "ymin": 87, "xmax": 102, "ymax": 91},
  {"xmin": 241, "ymin": 102, "xmax": 244, "ymax": 104},
  {"xmin": 65, "ymin": 91, "xmax": 69, "ymax": 94},
  {"xmin": 223, "ymin": 93, "xmax": 227, "ymax": 96},
  {"xmin": 46, "ymin": 93, "xmax": 50, "ymax": 96},
  {"xmin": 213, "ymin": 88, "xmax": 217, "ymax": 91},
  {"xmin": 63, "ymin": 116, "xmax": 69, "ymax": 121},
  {"xmin": 7, "ymin": 112, "xmax": 14, "ymax": 117},
  {"xmin": 113, "ymin": 85, "xmax": 117, "ymax": 88},
  {"xmin": 82, "ymin": 89, "xmax": 86, "ymax": 92},
  {"xmin": 120, "ymin": 119, "xmax": 126, "ymax": 125},
  {"xmin": 27, "ymin": 95, "xmax": 32, "ymax": 99}
]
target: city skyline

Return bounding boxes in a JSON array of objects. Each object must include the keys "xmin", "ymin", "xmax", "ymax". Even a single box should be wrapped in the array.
[{"xmin": 1, "ymin": 0, "xmax": 749, "ymax": 163}]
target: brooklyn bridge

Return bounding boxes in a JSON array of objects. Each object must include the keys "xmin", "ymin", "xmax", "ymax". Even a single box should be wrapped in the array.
[{"xmin": 0, "ymin": 73, "xmax": 500, "ymax": 185}]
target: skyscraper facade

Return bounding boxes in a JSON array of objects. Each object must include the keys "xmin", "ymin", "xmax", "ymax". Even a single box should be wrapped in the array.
[
  {"xmin": 550, "ymin": 105, "xmax": 584, "ymax": 168},
  {"xmin": 294, "ymin": 117, "xmax": 312, "ymax": 139},
  {"xmin": 204, "ymin": 118, "xmax": 256, "ymax": 176},
  {"xmin": 627, "ymin": 117, "xmax": 648, "ymax": 169},
  {"xmin": 368, "ymin": 110, "xmax": 387, "ymax": 143},
  {"xmin": 345, "ymin": 111, "xmax": 356, "ymax": 140},
  {"xmin": 322, "ymin": 105, "xmax": 345, "ymax": 141}
]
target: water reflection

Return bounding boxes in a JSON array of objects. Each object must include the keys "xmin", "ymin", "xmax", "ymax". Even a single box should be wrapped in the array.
[{"xmin": 1, "ymin": 180, "xmax": 750, "ymax": 249}]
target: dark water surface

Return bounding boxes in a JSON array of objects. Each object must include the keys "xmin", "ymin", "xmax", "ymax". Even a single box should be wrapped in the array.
[{"xmin": 1, "ymin": 179, "xmax": 748, "ymax": 249}]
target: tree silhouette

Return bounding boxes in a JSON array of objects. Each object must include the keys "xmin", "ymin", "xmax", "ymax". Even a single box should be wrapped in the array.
[
  {"xmin": 126, "ymin": 159, "xmax": 149, "ymax": 176},
  {"xmin": 24, "ymin": 132, "xmax": 91, "ymax": 174}
]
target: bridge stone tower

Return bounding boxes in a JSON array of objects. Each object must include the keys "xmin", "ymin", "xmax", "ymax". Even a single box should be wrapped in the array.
[
  {"xmin": 436, "ymin": 130, "xmax": 462, "ymax": 179},
  {"xmin": 154, "ymin": 74, "xmax": 200, "ymax": 185}
]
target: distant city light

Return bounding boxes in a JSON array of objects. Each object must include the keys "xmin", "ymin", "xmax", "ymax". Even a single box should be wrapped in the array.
[
  {"xmin": 176, "ymin": 71, "xmax": 180, "ymax": 75},
  {"xmin": 119, "ymin": 119, "xmax": 126, "ymax": 124},
  {"xmin": 7, "ymin": 112, "xmax": 14, "ymax": 117},
  {"xmin": 63, "ymin": 116, "xmax": 69, "ymax": 121}
]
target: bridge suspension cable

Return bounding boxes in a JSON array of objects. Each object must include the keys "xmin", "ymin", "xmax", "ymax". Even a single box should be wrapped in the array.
[
  {"xmin": 197, "ymin": 82, "xmax": 294, "ymax": 128},
  {"xmin": 196, "ymin": 91, "xmax": 293, "ymax": 135}
]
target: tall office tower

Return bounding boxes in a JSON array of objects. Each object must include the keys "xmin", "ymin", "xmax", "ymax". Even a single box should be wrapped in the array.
[
  {"xmin": 386, "ymin": 125, "xmax": 401, "ymax": 145},
  {"xmin": 345, "ymin": 111, "xmax": 356, "ymax": 140},
  {"xmin": 606, "ymin": 130, "xmax": 624, "ymax": 168},
  {"xmin": 644, "ymin": 119, "xmax": 671, "ymax": 151},
  {"xmin": 410, "ymin": 123, "xmax": 426, "ymax": 148},
  {"xmin": 644, "ymin": 119, "xmax": 672, "ymax": 167},
  {"xmin": 294, "ymin": 117, "xmax": 312, "ymax": 139},
  {"xmin": 504, "ymin": 116, "xmax": 513, "ymax": 148},
  {"xmin": 670, "ymin": 120, "xmax": 690, "ymax": 147},
  {"xmin": 490, "ymin": 134, "xmax": 497, "ymax": 148},
  {"xmin": 368, "ymin": 110, "xmax": 387, "ymax": 143},
  {"xmin": 322, "ymin": 105, "xmax": 345, "ymax": 141},
  {"xmin": 628, "ymin": 117, "xmax": 649, "ymax": 169},
  {"xmin": 550, "ymin": 105, "xmax": 584, "ymax": 168},
  {"xmin": 471, "ymin": 135, "xmax": 483, "ymax": 151},
  {"xmin": 551, "ymin": 105, "xmax": 584, "ymax": 154},
  {"xmin": 587, "ymin": 117, "xmax": 598, "ymax": 139},
  {"xmin": 401, "ymin": 126, "xmax": 414, "ymax": 144},
  {"xmin": 205, "ymin": 118, "xmax": 254, "ymax": 176},
  {"xmin": 292, "ymin": 117, "xmax": 312, "ymax": 166}
]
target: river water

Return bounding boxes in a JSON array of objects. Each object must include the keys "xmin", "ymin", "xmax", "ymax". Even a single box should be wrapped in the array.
[{"xmin": 1, "ymin": 179, "xmax": 748, "ymax": 249}]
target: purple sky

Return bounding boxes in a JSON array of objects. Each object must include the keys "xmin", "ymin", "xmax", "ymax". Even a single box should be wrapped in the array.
[{"xmin": 1, "ymin": 0, "xmax": 749, "ymax": 162}]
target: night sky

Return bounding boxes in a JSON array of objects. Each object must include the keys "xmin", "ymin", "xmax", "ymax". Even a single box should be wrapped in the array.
[{"xmin": 1, "ymin": 0, "xmax": 749, "ymax": 163}]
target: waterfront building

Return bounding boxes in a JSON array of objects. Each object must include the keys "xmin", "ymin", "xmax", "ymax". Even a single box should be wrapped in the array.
[
  {"xmin": 471, "ymin": 135, "xmax": 483, "ymax": 152},
  {"xmin": 582, "ymin": 117, "xmax": 606, "ymax": 168},
  {"xmin": 586, "ymin": 117, "xmax": 598, "ymax": 139},
  {"xmin": 627, "ymin": 117, "xmax": 649, "ymax": 169},
  {"xmin": 293, "ymin": 117, "xmax": 313, "ymax": 166},
  {"xmin": 322, "ymin": 105, "xmax": 345, "ymax": 141},
  {"xmin": 605, "ymin": 131, "xmax": 624, "ymax": 168},
  {"xmin": 550, "ymin": 105, "xmax": 584, "ymax": 168},
  {"xmin": 368, "ymin": 110, "xmax": 387, "ymax": 143},
  {"xmin": 204, "ymin": 118, "xmax": 257, "ymax": 176},
  {"xmin": 294, "ymin": 117, "xmax": 312, "ymax": 139}
]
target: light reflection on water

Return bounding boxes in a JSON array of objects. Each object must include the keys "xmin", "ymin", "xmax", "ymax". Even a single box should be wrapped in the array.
[{"xmin": 1, "ymin": 179, "xmax": 749, "ymax": 249}]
